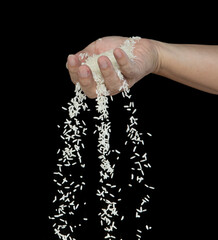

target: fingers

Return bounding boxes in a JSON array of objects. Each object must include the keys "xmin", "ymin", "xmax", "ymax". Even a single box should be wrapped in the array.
[
  {"xmin": 98, "ymin": 56, "xmax": 122, "ymax": 95},
  {"xmin": 67, "ymin": 54, "xmax": 97, "ymax": 98},
  {"xmin": 67, "ymin": 55, "xmax": 81, "ymax": 84},
  {"xmin": 78, "ymin": 65, "xmax": 97, "ymax": 99},
  {"xmin": 97, "ymin": 49, "xmax": 134, "ymax": 95},
  {"xmin": 113, "ymin": 48, "xmax": 134, "ymax": 78},
  {"xmin": 67, "ymin": 48, "xmax": 134, "ymax": 98}
]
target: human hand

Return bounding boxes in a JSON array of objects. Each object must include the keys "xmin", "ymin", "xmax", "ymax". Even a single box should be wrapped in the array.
[{"xmin": 67, "ymin": 36, "xmax": 160, "ymax": 98}]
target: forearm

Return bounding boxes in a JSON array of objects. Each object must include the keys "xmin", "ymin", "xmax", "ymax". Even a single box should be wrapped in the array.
[{"xmin": 153, "ymin": 41, "xmax": 218, "ymax": 94}]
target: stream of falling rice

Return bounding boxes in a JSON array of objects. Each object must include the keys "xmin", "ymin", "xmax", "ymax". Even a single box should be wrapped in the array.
[{"xmin": 49, "ymin": 37, "xmax": 154, "ymax": 240}]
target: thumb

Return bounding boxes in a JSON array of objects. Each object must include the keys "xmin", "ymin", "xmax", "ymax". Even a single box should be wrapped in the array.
[{"xmin": 113, "ymin": 48, "xmax": 135, "ymax": 80}]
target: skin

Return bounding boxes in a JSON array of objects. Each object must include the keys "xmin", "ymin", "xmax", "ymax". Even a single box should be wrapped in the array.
[{"xmin": 66, "ymin": 36, "xmax": 218, "ymax": 98}]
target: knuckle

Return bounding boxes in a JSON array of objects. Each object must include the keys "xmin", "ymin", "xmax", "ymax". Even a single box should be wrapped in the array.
[
  {"xmin": 121, "ymin": 63, "xmax": 135, "ymax": 79},
  {"xmin": 118, "ymin": 57, "xmax": 128, "ymax": 67},
  {"xmin": 68, "ymin": 66, "xmax": 78, "ymax": 74},
  {"xmin": 102, "ymin": 68, "xmax": 114, "ymax": 78},
  {"xmin": 126, "ymin": 69, "xmax": 136, "ymax": 79},
  {"xmin": 101, "ymin": 65, "xmax": 117, "ymax": 80},
  {"xmin": 79, "ymin": 78, "xmax": 90, "ymax": 87}
]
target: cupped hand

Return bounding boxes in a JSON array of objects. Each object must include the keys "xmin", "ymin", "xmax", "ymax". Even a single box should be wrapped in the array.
[{"xmin": 67, "ymin": 36, "xmax": 160, "ymax": 98}]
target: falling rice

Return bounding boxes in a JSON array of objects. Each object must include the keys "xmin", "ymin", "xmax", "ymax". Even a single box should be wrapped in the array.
[{"xmin": 49, "ymin": 37, "xmax": 154, "ymax": 240}]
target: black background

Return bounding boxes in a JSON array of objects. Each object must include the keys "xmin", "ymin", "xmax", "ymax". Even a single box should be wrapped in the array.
[{"xmin": 8, "ymin": 2, "xmax": 218, "ymax": 239}]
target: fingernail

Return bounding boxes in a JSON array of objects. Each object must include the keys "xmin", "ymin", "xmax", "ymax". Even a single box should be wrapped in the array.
[
  {"xmin": 99, "ymin": 59, "xmax": 108, "ymax": 69},
  {"xmin": 68, "ymin": 55, "xmax": 76, "ymax": 67}
]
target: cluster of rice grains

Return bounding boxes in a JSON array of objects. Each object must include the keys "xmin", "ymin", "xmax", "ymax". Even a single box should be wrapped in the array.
[{"xmin": 49, "ymin": 37, "xmax": 154, "ymax": 240}]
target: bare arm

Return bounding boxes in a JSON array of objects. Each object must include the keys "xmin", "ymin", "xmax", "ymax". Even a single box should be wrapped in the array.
[{"xmin": 154, "ymin": 41, "xmax": 218, "ymax": 94}]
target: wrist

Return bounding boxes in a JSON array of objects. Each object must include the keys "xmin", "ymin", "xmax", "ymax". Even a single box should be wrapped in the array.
[{"xmin": 148, "ymin": 39, "xmax": 164, "ymax": 75}]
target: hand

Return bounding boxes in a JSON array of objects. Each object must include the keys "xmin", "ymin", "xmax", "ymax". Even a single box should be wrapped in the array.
[{"xmin": 67, "ymin": 36, "xmax": 160, "ymax": 98}]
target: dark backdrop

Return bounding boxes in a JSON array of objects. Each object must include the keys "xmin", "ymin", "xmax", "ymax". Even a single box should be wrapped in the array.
[{"xmin": 13, "ymin": 3, "xmax": 217, "ymax": 240}]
